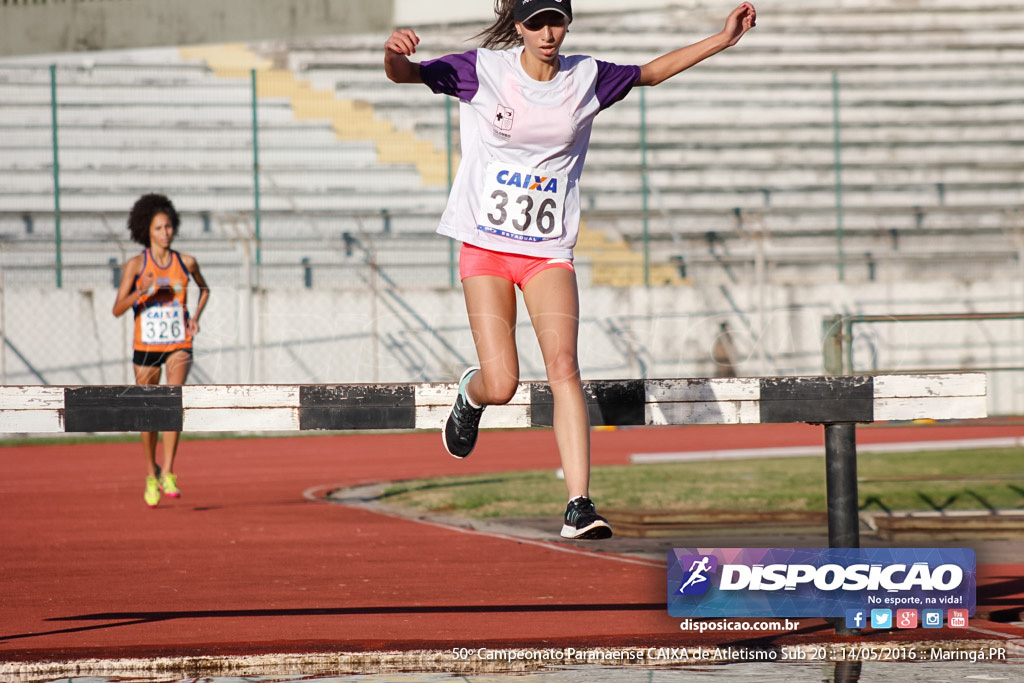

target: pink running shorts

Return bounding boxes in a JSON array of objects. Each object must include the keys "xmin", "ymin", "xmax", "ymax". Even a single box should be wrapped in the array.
[{"xmin": 459, "ymin": 243, "xmax": 575, "ymax": 289}]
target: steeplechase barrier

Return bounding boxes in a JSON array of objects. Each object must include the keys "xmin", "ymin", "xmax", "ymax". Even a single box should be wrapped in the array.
[{"xmin": 0, "ymin": 372, "xmax": 987, "ymax": 551}]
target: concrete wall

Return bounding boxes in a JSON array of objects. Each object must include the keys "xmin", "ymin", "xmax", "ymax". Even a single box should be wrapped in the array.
[
  {"xmin": 393, "ymin": 0, "xmax": 683, "ymax": 26},
  {"xmin": 2, "ymin": 279, "xmax": 1021, "ymax": 416},
  {"xmin": 0, "ymin": 0, "xmax": 394, "ymax": 57},
  {"xmin": 0, "ymin": 0, "xmax": 684, "ymax": 56}
]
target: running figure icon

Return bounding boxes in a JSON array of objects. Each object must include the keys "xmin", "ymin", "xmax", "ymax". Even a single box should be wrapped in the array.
[{"xmin": 679, "ymin": 556, "xmax": 713, "ymax": 593}]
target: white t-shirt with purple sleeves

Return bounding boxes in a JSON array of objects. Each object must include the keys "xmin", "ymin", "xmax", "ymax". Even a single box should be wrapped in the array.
[{"xmin": 420, "ymin": 46, "xmax": 640, "ymax": 259}]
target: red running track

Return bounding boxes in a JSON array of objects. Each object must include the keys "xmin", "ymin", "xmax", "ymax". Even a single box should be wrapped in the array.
[{"xmin": 1, "ymin": 422, "xmax": 1022, "ymax": 663}]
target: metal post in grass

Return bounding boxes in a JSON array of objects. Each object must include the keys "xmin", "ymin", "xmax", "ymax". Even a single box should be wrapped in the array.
[
  {"xmin": 825, "ymin": 421, "xmax": 860, "ymax": 636},
  {"xmin": 250, "ymin": 68, "xmax": 262, "ymax": 268},
  {"xmin": 640, "ymin": 87, "xmax": 650, "ymax": 287},
  {"xmin": 49, "ymin": 64, "xmax": 63, "ymax": 289},
  {"xmin": 826, "ymin": 420, "xmax": 861, "ymax": 636},
  {"xmin": 825, "ymin": 422, "xmax": 860, "ymax": 549},
  {"xmin": 831, "ymin": 71, "xmax": 845, "ymax": 282},
  {"xmin": 446, "ymin": 96, "xmax": 456, "ymax": 287}
]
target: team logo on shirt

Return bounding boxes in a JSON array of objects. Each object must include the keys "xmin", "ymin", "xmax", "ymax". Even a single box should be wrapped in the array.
[
  {"xmin": 495, "ymin": 169, "xmax": 559, "ymax": 194},
  {"xmin": 493, "ymin": 104, "xmax": 514, "ymax": 139}
]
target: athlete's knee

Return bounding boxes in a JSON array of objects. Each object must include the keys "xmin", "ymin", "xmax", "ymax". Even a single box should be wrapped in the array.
[
  {"xmin": 134, "ymin": 367, "xmax": 161, "ymax": 386},
  {"xmin": 544, "ymin": 353, "xmax": 581, "ymax": 387},
  {"xmin": 474, "ymin": 368, "xmax": 519, "ymax": 405}
]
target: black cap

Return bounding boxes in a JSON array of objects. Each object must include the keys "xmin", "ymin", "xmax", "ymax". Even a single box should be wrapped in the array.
[{"xmin": 514, "ymin": 0, "xmax": 573, "ymax": 25}]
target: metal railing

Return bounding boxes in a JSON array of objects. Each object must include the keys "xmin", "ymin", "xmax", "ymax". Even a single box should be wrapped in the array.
[{"xmin": 822, "ymin": 312, "xmax": 1024, "ymax": 376}]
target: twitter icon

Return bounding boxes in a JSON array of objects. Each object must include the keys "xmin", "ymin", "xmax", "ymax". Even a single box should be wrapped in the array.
[{"xmin": 870, "ymin": 609, "xmax": 893, "ymax": 629}]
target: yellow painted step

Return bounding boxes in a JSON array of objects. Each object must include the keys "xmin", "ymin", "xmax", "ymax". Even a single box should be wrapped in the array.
[
  {"xmin": 594, "ymin": 262, "xmax": 689, "ymax": 287},
  {"xmin": 577, "ymin": 221, "xmax": 689, "ymax": 287},
  {"xmin": 180, "ymin": 44, "xmax": 271, "ymax": 77},
  {"xmin": 180, "ymin": 45, "xmax": 451, "ymax": 186}
]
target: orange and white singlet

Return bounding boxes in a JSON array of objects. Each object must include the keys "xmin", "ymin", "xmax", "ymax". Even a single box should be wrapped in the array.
[{"xmin": 132, "ymin": 249, "xmax": 192, "ymax": 353}]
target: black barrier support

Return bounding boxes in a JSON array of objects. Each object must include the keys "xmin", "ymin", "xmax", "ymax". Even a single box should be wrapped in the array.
[
  {"xmin": 824, "ymin": 422, "xmax": 860, "ymax": 549},
  {"xmin": 824, "ymin": 421, "xmax": 861, "ymax": 636}
]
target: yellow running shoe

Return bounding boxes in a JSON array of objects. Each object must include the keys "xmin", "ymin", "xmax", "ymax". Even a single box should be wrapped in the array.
[
  {"xmin": 144, "ymin": 476, "xmax": 161, "ymax": 507},
  {"xmin": 160, "ymin": 472, "xmax": 181, "ymax": 498}
]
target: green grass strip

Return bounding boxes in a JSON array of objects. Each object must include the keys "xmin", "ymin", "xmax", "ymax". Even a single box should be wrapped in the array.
[{"xmin": 380, "ymin": 447, "xmax": 1024, "ymax": 518}]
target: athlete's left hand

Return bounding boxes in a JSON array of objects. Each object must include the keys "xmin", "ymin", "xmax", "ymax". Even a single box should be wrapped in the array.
[
  {"xmin": 188, "ymin": 317, "xmax": 200, "ymax": 336},
  {"xmin": 722, "ymin": 3, "xmax": 756, "ymax": 47}
]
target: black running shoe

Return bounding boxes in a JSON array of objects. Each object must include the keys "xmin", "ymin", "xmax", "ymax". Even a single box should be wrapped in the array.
[
  {"xmin": 561, "ymin": 496, "xmax": 613, "ymax": 539},
  {"xmin": 442, "ymin": 367, "xmax": 485, "ymax": 458}
]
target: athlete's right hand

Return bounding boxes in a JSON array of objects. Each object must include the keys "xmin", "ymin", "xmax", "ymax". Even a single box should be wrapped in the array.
[
  {"xmin": 721, "ymin": 2, "xmax": 756, "ymax": 47},
  {"xmin": 137, "ymin": 271, "xmax": 156, "ymax": 296},
  {"xmin": 385, "ymin": 28, "xmax": 420, "ymax": 56}
]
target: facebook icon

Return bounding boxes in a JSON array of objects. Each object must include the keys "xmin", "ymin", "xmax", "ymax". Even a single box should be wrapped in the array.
[{"xmin": 845, "ymin": 609, "xmax": 866, "ymax": 630}]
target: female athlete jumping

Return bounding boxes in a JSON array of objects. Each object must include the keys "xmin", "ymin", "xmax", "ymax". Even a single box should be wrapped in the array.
[{"xmin": 385, "ymin": 0, "xmax": 756, "ymax": 538}]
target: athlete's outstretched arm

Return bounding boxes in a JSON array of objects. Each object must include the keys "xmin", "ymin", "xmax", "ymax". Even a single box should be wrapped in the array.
[
  {"xmin": 638, "ymin": 3, "xmax": 756, "ymax": 87},
  {"xmin": 385, "ymin": 28, "xmax": 424, "ymax": 84}
]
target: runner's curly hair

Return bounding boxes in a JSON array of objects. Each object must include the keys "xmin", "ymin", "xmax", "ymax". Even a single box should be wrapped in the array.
[
  {"xmin": 127, "ymin": 193, "xmax": 180, "ymax": 247},
  {"xmin": 475, "ymin": 0, "xmax": 522, "ymax": 49}
]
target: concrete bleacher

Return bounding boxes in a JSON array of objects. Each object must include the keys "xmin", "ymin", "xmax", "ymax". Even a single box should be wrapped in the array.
[
  {"xmin": 0, "ymin": 0, "xmax": 1022, "ymax": 288},
  {"xmin": 0, "ymin": 54, "xmax": 448, "ymax": 214},
  {"xmin": 0, "ymin": 46, "xmax": 452, "ymax": 287},
  {"xmin": 275, "ymin": 0, "xmax": 1023, "ymax": 284}
]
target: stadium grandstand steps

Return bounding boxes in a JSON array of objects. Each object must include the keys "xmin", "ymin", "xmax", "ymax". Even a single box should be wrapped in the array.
[
  {"xmin": 178, "ymin": 43, "xmax": 453, "ymax": 186},
  {"xmin": 270, "ymin": 0, "xmax": 1023, "ymax": 284},
  {"xmin": 1, "ymin": 0, "xmax": 1022, "ymax": 287},
  {"xmin": 0, "ymin": 50, "xmax": 450, "ymax": 218}
]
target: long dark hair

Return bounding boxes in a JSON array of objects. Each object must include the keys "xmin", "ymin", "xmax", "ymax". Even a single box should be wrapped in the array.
[{"xmin": 475, "ymin": 0, "xmax": 521, "ymax": 49}]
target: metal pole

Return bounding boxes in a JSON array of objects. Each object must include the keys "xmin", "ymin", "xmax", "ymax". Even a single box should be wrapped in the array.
[
  {"xmin": 251, "ymin": 69, "xmax": 262, "ymax": 267},
  {"xmin": 831, "ymin": 71, "xmax": 844, "ymax": 282},
  {"xmin": 0, "ymin": 264, "xmax": 6, "ymax": 384},
  {"xmin": 824, "ymin": 423, "xmax": 860, "ymax": 549},
  {"xmin": 843, "ymin": 316, "xmax": 855, "ymax": 374},
  {"xmin": 49, "ymin": 64, "xmax": 63, "ymax": 289},
  {"xmin": 822, "ymin": 314, "xmax": 844, "ymax": 375},
  {"xmin": 754, "ymin": 225, "xmax": 766, "ymax": 375},
  {"xmin": 446, "ymin": 96, "xmax": 456, "ymax": 288},
  {"xmin": 239, "ymin": 237, "xmax": 254, "ymax": 383},
  {"xmin": 833, "ymin": 661, "xmax": 863, "ymax": 682},
  {"xmin": 825, "ymin": 421, "xmax": 860, "ymax": 636},
  {"xmin": 640, "ymin": 88, "xmax": 650, "ymax": 287}
]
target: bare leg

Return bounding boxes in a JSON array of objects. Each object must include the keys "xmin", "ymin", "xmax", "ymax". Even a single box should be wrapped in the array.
[
  {"xmin": 160, "ymin": 349, "xmax": 193, "ymax": 473},
  {"xmin": 521, "ymin": 268, "xmax": 590, "ymax": 499},
  {"xmin": 133, "ymin": 363, "xmax": 162, "ymax": 478},
  {"xmin": 461, "ymin": 276, "xmax": 520, "ymax": 406}
]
